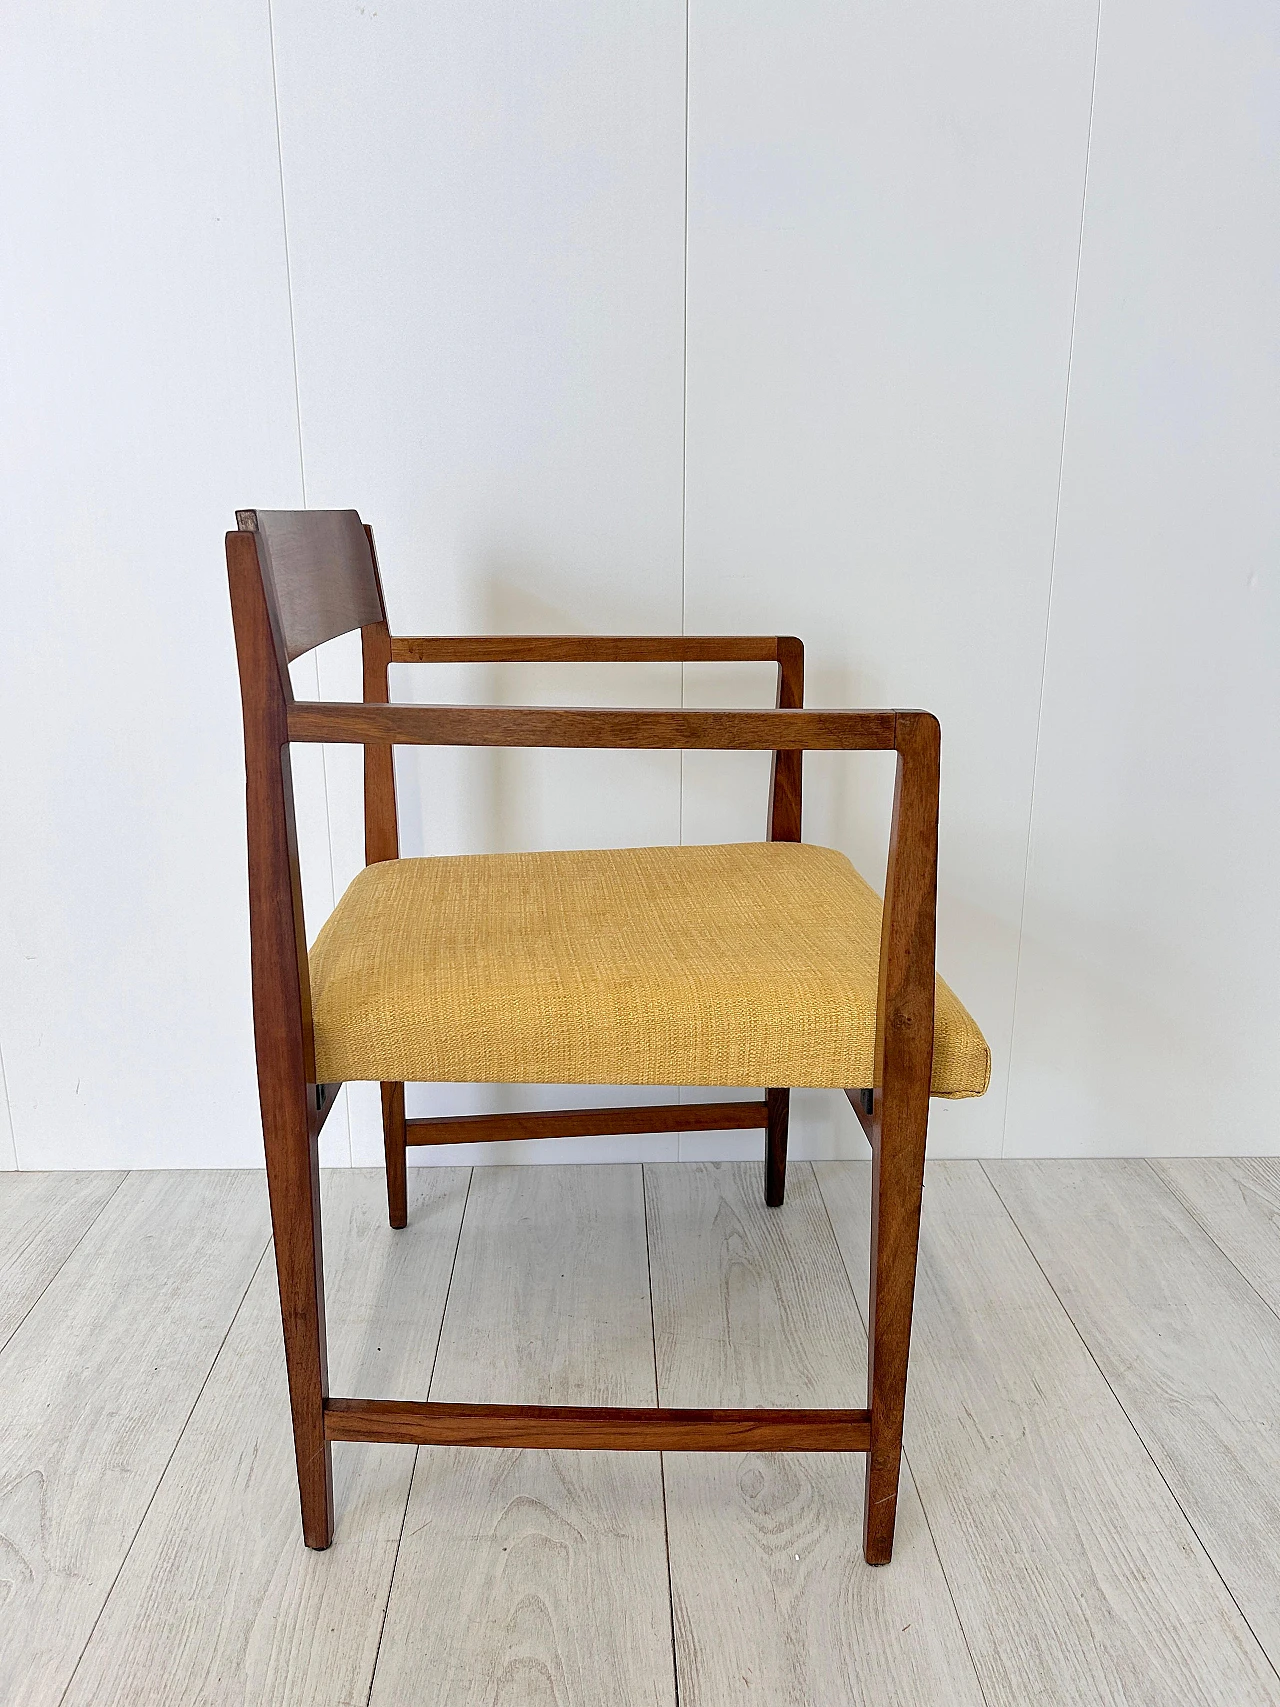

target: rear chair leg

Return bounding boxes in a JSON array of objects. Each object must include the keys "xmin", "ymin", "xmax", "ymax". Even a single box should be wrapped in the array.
[
  {"xmin": 765, "ymin": 1087, "xmax": 790, "ymax": 1207},
  {"xmin": 262, "ymin": 1092, "xmax": 334, "ymax": 1550},
  {"xmin": 382, "ymin": 1081, "xmax": 407, "ymax": 1228},
  {"xmin": 862, "ymin": 1095, "xmax": 928, "ymax": 1564}
]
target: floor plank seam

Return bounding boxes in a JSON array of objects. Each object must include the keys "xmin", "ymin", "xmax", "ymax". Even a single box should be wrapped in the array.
[
  {"xmin": 979, "ymin": 1160, "xmax": 1280, "ymax": 1692},
  {"xmin": 363, "ymin": 1446, "xmax": 418, "ymax": 1707},
  {"xmin": 0, "ymin": 1171, "xmax": 130, "ymax": 1363},
  {"xmin": 52, "ymin": 1230, "xmax": 274, "ymax": 1707},
  {"xmin": 422, "ymin": 1165, "xmax": 473, "ymax": 1407},
  {"xmin": 365, "ymin": 1168, "xmax": 474, "ymax": 1704},
  {"xmin": 642, "ymin": 1164, "xmax": 682, "ymax": 1707},
  {"xmin": 813, "ymin": 1163, "xmax": 993, "ymax": 1707},
  {"xmin": 1142, "ymin": 1157, "xmax": 1280, "ymax": 1337}
]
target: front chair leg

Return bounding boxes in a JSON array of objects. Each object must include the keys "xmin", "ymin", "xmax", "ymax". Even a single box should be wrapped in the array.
[
  {"xmin": 381, "ymin": 1081, "xmax": 407, "ymax": 1228},
  {"xmin": 862, "ymin": 1097, "xmax": 928, "ymax": 1564},
  {"xmin": 765, "ymin": 1087, "xmax": 790, "ymax": 1207}
]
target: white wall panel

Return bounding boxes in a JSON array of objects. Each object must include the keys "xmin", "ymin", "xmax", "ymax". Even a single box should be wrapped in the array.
[
  {"xmin": 0, "ymin": 4, "xmax": 302, "ymax": 1167},
  {"xmin": 6, "ymin": 1, "xmax": 1274, "ymax": 1169},
  {"xmin": 681, "ymin": 0, "xmax": 1099, "ymax": 1156},
  {"xmin": 270, "ymin": 0, "xmax": 689, "ymax": 1161},
  {"xmin": 1005, "ymin": 0, "xmax": 1280, "ymax": 1156},
  {"xmin": 0, "ymin": 1049, "xmax": 15, "ymax": 1171}
]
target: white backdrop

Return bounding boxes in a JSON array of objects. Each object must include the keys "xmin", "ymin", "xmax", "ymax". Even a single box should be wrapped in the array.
[{"xmin": 2, "ymin": 0, "xmax": 1276, "ymax": 1170}]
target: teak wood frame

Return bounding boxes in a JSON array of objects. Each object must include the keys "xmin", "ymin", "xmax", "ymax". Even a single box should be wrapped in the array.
[{"xmin": 227, "ymin": 514, "xmax": 938, "ymax": 1566}]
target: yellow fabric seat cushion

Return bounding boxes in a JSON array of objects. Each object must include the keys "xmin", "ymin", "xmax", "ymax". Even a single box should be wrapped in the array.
[{"xmin": 309, "ymin": 842, "xmax": 990, "ymax": 1096}]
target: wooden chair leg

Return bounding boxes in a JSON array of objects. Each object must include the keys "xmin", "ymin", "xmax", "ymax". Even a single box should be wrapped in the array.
[
  {"xmin": 765, "ymin": 1087, "xmax": 790, "ymax": 1207},
  {"xmin": 862, "ymin": 1100, "xmax": 928, "ymax": 1565},
  {"xmin": 382, "ymin": 1081, "xmax": 407, "ymax": 1229},
  {"xmin": 262, "ymin": 1093, "xmax": 334, "ymax": 1551}
]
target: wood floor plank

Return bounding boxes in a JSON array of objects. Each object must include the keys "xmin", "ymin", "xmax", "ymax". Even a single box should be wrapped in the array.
[
  {"xmin": 59, "ymin": 1168, "xmax": 469, "ymax": 1707},
  {"xmin": 428, "ymin": 1163, "xmax": 656, "ymax": 1409},
  {"xmin": 646, "ymin": 1161, "xmax": 985, "ymax": 1707},
  {"xmin": 0, "ymin": 1171, "xmax": 124, "ymax": 1352},
  {"xmin": 988, "ymin": 1158, "xmax": 1280, "ymax": 1675},
  {"xmin": 1152, "ymin": 1156, "xmax": 1280, "ymax": 1319},
  {"xmin": 817, "ymin": 1159, "xmax": 1280, "ymax": 1707},
  {"xmin": 369, "ymin": 1165, "xmax": 674, "ymax": 1707},
  {"xmin": 0, "ymin": 1171, "xmax": 270, "ymax": 1707}
]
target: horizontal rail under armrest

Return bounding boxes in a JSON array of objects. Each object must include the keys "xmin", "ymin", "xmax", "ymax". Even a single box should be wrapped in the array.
[
  {"xmin": 287, "ymin": 702, "xmax": 898, "ymax": 750},
  {"xmin": 324, "ymin": 1398, "xmax": 871, "ymax": 1452},
  {"xmin": 389, "ymin": 634, "xmax": 786, "ymax": 664}
]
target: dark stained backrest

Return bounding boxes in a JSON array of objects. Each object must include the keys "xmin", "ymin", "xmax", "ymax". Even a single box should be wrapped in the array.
[{"xmin": 236, "ymin": 508, "xmax": 385, "ymax": 662}]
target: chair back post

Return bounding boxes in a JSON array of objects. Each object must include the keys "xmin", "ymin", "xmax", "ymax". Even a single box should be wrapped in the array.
[
  {"xmin": 768, "ymin": 636, "xmax": 804, "ymax": 841},
  {"xmin": 226, "ymin": 522, "xmax": 335, "ymax": 1547},
  {"xmin": 225, "ymin": 527, "xmax": 316, "ymax": 1088},
  {"xmin": 360, "ymin": 526, "xmax": 399, "ymax": 864}
]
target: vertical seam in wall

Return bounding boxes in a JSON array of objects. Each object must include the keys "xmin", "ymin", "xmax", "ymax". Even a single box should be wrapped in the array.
[
  {"xmin": 0, "ymin": 1030, "xmax": 19, "ymax": 1169},
  {"xmin": 678, "ymin": 0, "xmax": 691, "ymax": 785},
  {"xmin": 1000, "ymin": 0, "xmax": 1102, "ymax": 1159},
  {"xmin": 266, "ymin": 0, "xmax": 351, "ymax": 1164},
  {"xmin": 677, "ymin": 0, "xmax": 691, "ymax": 1155}
]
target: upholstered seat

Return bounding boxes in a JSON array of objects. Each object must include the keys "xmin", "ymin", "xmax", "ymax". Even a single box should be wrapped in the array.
[{"xmin": 309, "ymin": 840, "xmax": 990, "ymax": 1095}]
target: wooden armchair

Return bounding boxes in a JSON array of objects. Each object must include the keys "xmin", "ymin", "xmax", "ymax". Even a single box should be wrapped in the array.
[{"xmin": 226, "ymin": 508, "xmax": 989, "ymax": 1566}]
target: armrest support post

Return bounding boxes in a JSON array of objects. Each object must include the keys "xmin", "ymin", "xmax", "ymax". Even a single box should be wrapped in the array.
[
  {"xmin": 864, "ymin": 709, "xmax": 939, "ymax": 1562},
  {"xmin": 361, "ymin": 622, "xmax": 398, "ymax": 863},
  {"xmin": 768, "ymin": 637, "xmax": 804, "ymax": 841}
]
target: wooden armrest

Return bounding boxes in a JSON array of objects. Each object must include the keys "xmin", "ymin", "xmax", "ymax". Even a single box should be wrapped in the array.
[
  {"xmin": 387, "ymin": 634, "xmax": 798, "ymax": 665},
  {"xmin": 286, "ymin": 701, "xmax": 899, "ymax": 751}
]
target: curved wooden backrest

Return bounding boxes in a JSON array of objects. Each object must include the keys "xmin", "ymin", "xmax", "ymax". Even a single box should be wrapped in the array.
[{"xmin": 236, "ymin": 508, "xmax": 385, "ymax": 663}]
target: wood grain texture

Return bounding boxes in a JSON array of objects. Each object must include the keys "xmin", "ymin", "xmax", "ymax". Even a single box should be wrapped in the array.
[
  {"xmin": 646, "ymin": 1161, "xmax": 865, "ymax": 1409},
  {"xmin": 359, "ymin": 526, "xmax": 398, "ymax": 868},
  {"xmin": 238, "ymin": 509, "xmax": 383, "ymax": 663},
  {"xmin": 390, "ymin": 633, "xmax": 784, "ymax": 664},
  {"xmin": 764, "ymin": 1086, "xmax": 790, "ymax": 1207},
  {"xmin": 59, "ymin": 1169, "xmax": 468, "ymax": 1707},
  {"xmin": 360, "ymin": 623, "xmax": 398, "ymax": 865},
  {"xmin": 767, "ymin": 633, "xmax": 804, "ymax": 843},
  {"xmin": 430, "ymin": 1164, "xmax": 656, "ymax": 1409},
  {"xmin": 988, "ymin": 1157, "xmax": 1280, "ymax": 1671},
  {"xmin": 380, "ymin": 1081, "xmax": 407, "ymax": 1228},
  {"xmin": 646, "ymin": 1162, "xmax": 984, "ymax": 1707},
  {"xmin": 406, "ymin": 1099, "xmax": 767, "ymax": 1147},
  {"xmin": 369, "ymin": 1165, "xmax": 672, "ymax": 1707},
  {"xmin": 326, "ymin": 1399, "xmax": 868, "ymax": 1451},
  {"xmin": 288, "ymin": 700, "xmax": 898, "ymax": 751},
  {"xmin": 228, "ymin": 526, "xmax": 333, "ymax": 1547},
  {"xmin": 0, "ymin": 1171, "xmax": 123, "ymax": 1353},
  {"xmin": 331, "ymin": 1392, "xmax": 873, "ymax": 1447},
  {"xmin": 864, "ymin": 710, "xmax": 939, "ymax": 1560},
  {"xmin": 0, "ymin": 1172, "xmax": 270, "ymax": 1707},
  {"xmin": 1152, "ymin": 1156, "xmax": 1280, "ymax": 1320},
  {"xmin": 371, "ymin": 1447, "xmax": 674, "ymax": 1707},
  {"xmin": 817, "ymin": 1159, "xmax": 1280, "ymax": 1706}
]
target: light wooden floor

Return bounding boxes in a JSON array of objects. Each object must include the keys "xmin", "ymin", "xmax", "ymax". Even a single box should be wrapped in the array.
[{"xmin": 3, "ymin": 1158, "xmax": 1280, "ymax": 1706}]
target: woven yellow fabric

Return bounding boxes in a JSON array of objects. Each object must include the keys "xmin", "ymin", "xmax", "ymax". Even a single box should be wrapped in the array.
[{"xmin": 309, "ymin": 842, "xmax": 990, "ymax": 1096}]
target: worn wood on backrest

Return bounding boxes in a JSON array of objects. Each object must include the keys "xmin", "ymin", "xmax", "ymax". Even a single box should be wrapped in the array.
[{"xmin": 237, "ymin": 509, "xmax": 385, "ymax": 663}]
